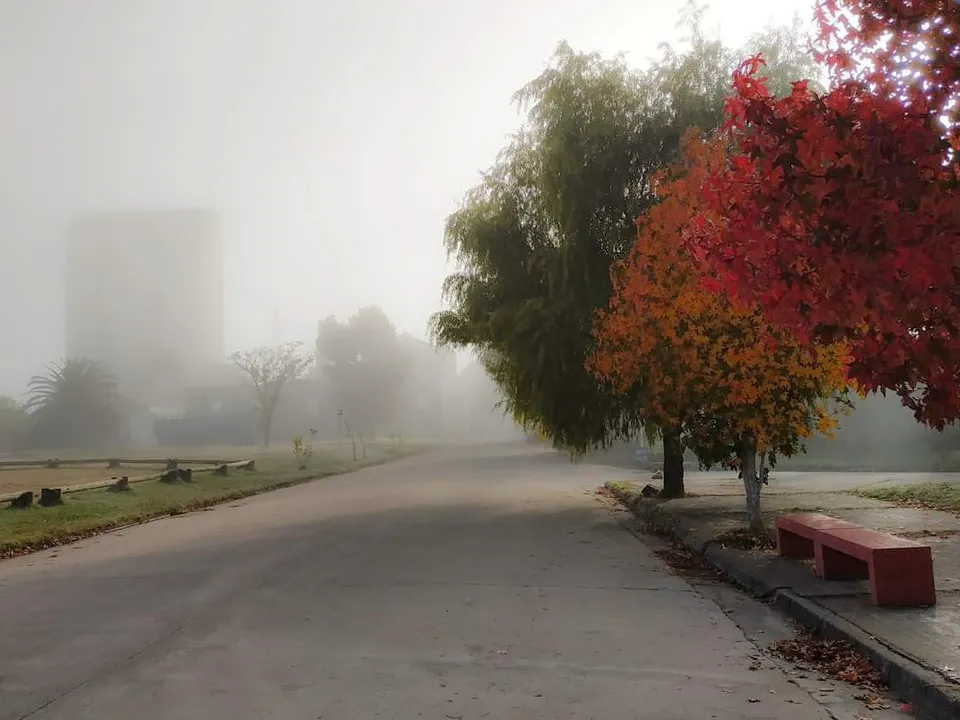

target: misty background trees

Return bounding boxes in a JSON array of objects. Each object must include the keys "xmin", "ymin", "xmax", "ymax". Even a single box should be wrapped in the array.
[
  {"xmin": 0, "ymin": 302, "xmax": 524, "ymax": 454},
  {"xmin": 316, "ymin": 307, "xmax": 410, "ymax": 441}
]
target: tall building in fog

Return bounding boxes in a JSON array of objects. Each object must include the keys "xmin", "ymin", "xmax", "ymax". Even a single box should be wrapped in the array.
[{"xmin": 65, "ymin": 208, "xmax": 224, "ymax": 407}]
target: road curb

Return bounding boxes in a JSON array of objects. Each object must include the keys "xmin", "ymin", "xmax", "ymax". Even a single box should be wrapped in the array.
[
  {"xmin": 771, "ymin": 590, "xmax": 960, "ymax": 720},
  {"xmin": 604, "ymin": 483, "xmax": 960, "ymax": 720}
]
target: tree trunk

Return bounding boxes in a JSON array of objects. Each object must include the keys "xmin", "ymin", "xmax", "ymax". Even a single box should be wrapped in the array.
[
  {"xmin": 262, "ymin": 411, "xmax": 273, "ymax": 448},
  {"xmin": 661, "ymin": 428, "xmax": 685, "ymax": 498},
  {"xmin": 740, "ymin": 436, "xmax": 763, "ymax": 532}
]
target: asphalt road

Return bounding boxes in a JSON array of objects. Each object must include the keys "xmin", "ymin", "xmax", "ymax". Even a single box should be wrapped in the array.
[{"xmin": 0, "ymin": 444, "xmax": 882, "ymax": 719}]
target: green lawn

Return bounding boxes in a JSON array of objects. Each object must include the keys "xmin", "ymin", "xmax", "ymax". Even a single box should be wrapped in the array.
[
  {"xmin": 855, "ymin": 483, "xmax": 960, "ymax": 513},
  {"xmin": 774, "ymin": 452, "xmax": 960, "ymax": 472},
  {"xmin": 0, "ymin": 442, "xmax": 420, "ymax": 557}
]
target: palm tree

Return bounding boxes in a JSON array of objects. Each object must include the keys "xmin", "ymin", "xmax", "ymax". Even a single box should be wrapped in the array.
[{"xmin": 24, "ymin": 358, "xmax": 120, "ymax": 449}]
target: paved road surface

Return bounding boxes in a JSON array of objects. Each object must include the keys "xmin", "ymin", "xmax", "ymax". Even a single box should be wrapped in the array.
[{"xmin": 0, "ymin": 445, "xmax": 889, "ymax": 719}]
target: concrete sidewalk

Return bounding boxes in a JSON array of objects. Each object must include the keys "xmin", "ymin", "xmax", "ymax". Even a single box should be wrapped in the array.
[{"xmin": 607, "ymin": 472, "xmax": 960, "ymax": 720}]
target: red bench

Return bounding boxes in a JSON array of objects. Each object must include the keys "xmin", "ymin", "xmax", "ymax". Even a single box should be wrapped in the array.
[{"xmin": 775, "ymin": 512, "xmax": 936, "ymax": 607}]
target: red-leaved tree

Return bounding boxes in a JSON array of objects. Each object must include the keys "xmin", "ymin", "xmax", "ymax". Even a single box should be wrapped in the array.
[
  {"xmin": 815, "ymin": 0, "xmax": 960, "ymax": 148},
  {"xmin": 687, "ymin": 56, "xmax": 960, "ymax": 428}
]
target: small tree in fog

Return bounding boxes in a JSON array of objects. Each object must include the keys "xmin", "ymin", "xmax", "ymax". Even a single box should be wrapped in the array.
[{"xmin": 231, "ymin": 342, "xmax": 314, "ymax": 447}]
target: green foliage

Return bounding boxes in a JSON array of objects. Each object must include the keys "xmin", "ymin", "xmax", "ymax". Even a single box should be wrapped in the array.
[
  {"xmin": 23, "ymin": 358, "xmax": 120, "ymax": 449},
  {"xmin": 431, "ymin": 6, "xmax": 819, "ymax": 457},
  {"xmin": 432, "ymin": 43, "xmax": 652, "ymax": 455},
  {"xmin": 744, "ymin": 14, "xmax": 824, "ymax": 96},
  {"xmin": 317, "ymin": 306, "xmax": 411, "ymax": 438},
  {"xmin": 646, "ymin": 5, "xmax": 822, "ymax": 157},
  {"xmin": 292, "ymin": 434, "xmax": 313, "ymax": 469}
]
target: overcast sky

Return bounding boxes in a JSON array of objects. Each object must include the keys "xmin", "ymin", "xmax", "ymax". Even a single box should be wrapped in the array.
[{"xmin": 0, "ymin": 0, "xmax": 814, "ymax": 394}]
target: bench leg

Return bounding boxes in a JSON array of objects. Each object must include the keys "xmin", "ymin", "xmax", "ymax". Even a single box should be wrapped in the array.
[
  {"xmin": 870, "ymin": 549, "xmax": 937, "ymax": 607},
  {"xmin": 815, "ymin": 543, "xmax": 870, "ymax": 580},
  {"xmin": 777, "ymin": 528, "xmax": 814, "ymax": 559}
]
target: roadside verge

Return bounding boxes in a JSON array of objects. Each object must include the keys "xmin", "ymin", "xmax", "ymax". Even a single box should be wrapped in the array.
[{"xmin": 1, "ymin": 446, "xmax": 422, "ymax": 560}]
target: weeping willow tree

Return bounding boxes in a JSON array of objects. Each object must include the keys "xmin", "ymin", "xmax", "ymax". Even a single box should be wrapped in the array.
[{"xmin": 431, "ymin": 3, "xmax": 820, "ymax": 497}]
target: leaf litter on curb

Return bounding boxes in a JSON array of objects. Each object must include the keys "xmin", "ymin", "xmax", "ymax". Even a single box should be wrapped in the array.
[
  {"xmin": 940, "ymin": 664, "xmax": 960, "ymax": 684},
  {"xmin": 714, "ymin": 527, "xmax": 777, "ymax": 553},
  {"xmin": 770, "ymin": 630, "xmax": 890, "ymax": 711},
  {"xmin": 652, "ymin": 543, "xmax": 724, "ymax": 581}
]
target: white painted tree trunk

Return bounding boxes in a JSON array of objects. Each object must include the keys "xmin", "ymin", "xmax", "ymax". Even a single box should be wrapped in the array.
[{"xmin": 740, "ymin": 436, "xmax": 763, "ymax": 532}]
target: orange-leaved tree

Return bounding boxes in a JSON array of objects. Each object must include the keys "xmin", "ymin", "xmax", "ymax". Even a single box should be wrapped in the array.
[{"xmin": 588, "ymin": 132, "xmax": 851, "ymax": 530}]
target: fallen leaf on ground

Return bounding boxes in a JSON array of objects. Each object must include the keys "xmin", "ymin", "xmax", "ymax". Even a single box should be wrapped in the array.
[
  {"xmin": 652, "ymin": 545, "xmax": 723, "ymax": 580},
  {"xmin": 714, "ymin": 527, "xmax": 777, "ymax": 552},
  {"xmin": 940, "ymin": 665, "xmax": 960, "ymax": 683},
  {"xmin": 854, "ymin": 692, "xmax": 890, "ymax": 710},
  {"xmin": 770, "ymin": 631, "xmax": 886, "ymax": 695}
]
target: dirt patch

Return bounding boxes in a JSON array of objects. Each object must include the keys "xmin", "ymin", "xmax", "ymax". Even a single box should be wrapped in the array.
[
  {"xmin": 770, "ymin": 630, "xmax": 891, "ymax": 711},
  {"xmin": 714, "ymin": 527, "xmax": 777, "ymax": 553}
]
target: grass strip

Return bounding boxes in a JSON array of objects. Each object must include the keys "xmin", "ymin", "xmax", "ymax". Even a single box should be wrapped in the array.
[{"xmin": 1, "ymin": 446, "xmax": 419, "ymax": 558}]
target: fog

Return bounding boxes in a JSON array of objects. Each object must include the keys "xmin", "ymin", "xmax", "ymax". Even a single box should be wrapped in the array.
[
  {"xmin": 590, "ymin": 390, "xmax": 960, "ymax": 473},
  {"xmin": 0, "ymin": 0, "xmax": 811, "ymax": 397}
]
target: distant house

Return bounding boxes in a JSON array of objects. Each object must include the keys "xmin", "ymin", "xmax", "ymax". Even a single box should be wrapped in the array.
[
  {"xmin": 150, "ymin": 362, "xmax": 255, "ymax": 446},
  {"xmin": 151, "ymin": 362, "xmax": 314, "ymax": 447},
  {"xmin": 116, "ymin": 395, "xmax": 156, "ymax": 447},
  {"xmin": 181, "ymin": 362, "xmax": 254, "ymax": 416}
]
